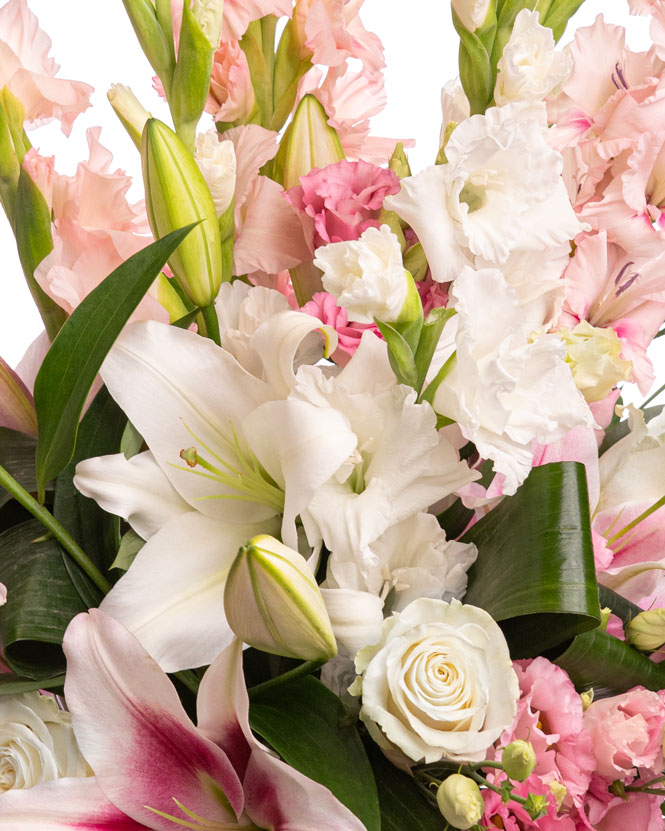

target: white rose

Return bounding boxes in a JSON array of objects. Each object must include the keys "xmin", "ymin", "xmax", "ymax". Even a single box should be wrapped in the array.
[
  {"xmin": 314, "ymin": 225, "xmax": 409, "ymax": 324},
  {"xmin": 0, "ymin": 692, "xmax": 89, "ymax": 792},
  {"xmin": 194, "ymin": 129, "xmax": 237, "ymax": 216},
  {"xmin": 495, "ymin": 10, "xmax": 573, "ymax": 106},
  {"xmin": 352, "ymin": 598, "xmax": 519, "ymax": 764}
]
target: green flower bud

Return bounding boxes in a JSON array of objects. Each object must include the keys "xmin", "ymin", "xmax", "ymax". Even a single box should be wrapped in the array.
[
  {"xmin": 108, "ymin": 85, "xmax": 150, "ymax": 150},
  {"xmin": 141, "ymin": 118, "xmax": 223, "ymax": 307},
  {"xmin": 626, "ymin": 609, "xmax": 665, "ymax": 652},
  {"xmin": 436, "ymin": 774, "xmax": 484, "ymax": 830},
  {"xmin": 224, "ymin": 535, "xmax": 338, "ymax": 662},
  {"xmin": 122, "ymin": 0, "xmax": 174, "ymax": 79},
  {"xmin": 502, "ymin": 740, "xmax": 537, "ymax": 782}
]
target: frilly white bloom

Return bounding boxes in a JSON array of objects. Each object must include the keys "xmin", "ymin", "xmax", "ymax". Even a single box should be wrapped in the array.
[
  {"xmin": 433, "ymin": 268, "xmax": 595, "ymax": 495},
  {"xmin": 559, "ymin": 321, "xmax": 632, "ymax": 403},
  {"xmin": 494, "ymin": 10, "xmax": 573, "ymax": 106},
  {"xmin": 452, "ymin": 0, "xmax": 492, "ymax": 31},
  {"xmin": 436, "ymin": 774, "xmax": 484, "ymax": 830},
  {"xmin": 0, "ymin": 693, "xmax": 89, "ymax": 792},
  {"xmin": 224, "ymin": 534, "xmax": 337, "ymax": 661},
  {"xmin": 314, "ymin": 225, "xmax": 409, "ymax": 324},
  {"xmin": 385, "ymin": 102, "xmax": 584, "ymax": 283},
  {"xmin": 351, "ymin": 598, "xmax": 519, "ymax": 764},
  {"xmin": 195, "ymin": 129, "xmax": 237, "ymax": 215},
  {"xmin": 440, "ymin": 78, "xmax": 470, "ymax": 145}
]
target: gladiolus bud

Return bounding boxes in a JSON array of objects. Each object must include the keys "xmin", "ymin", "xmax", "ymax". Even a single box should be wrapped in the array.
[
  {"xmin": 192, "ymin": 0, "xmax": 225, "ymax": 49},
  {"xmin": 273, "ymin": 94, "xmax": 345, "ymax": 190},
  {"xmin": 122, "ymin": 0, "xmax": 174, "ymax": 79},
  {"xmin": 451, "ymin": 0, "xmax": 494, "ymax": 32},
  {"xmin": 224, "ymin": 535, "xmax": 338, "ymax": 661},
  {"xmin": 436, "ymin": 774, "xmax": 484, "ymax": 830},
  {"xmin": 142, "ymin": 118, "xmax": 223, "ymax": 307},
  {"xmin": 626, "ymin": 609, "xmax": 665, "ymax": 652},
  {"xmin": 502, "ymin": 740, "xmax": 537, "ymax": 782},
  {"xmin": 108, "ymin": 85, "xmax": 150, "ymax": 150}
]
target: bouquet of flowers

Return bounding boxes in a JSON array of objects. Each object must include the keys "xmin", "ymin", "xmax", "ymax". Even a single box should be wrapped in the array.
[{"xmin": 3, "ymin": 0, "xmax": 665, "ymax": 828}]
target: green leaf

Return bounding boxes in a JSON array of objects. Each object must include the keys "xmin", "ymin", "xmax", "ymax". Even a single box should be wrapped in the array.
[
  {"xmin": 171, "ymin": 4, "xmax": 213, "ymax": 144},
  {"xmin": 555, "ymin": 628, "xmax": 665, "ymax": 695},
  {"xmin": 375, "ymin": 320, "xmax": 418, "ymax": 388},
  {"xmin": 34, "ymin": 224, "xmax": 196, "ymax": 499},
  {"xmin": 0, "ymin": 428, "xmax": 41, "ymax": 512},
  {"xmin": 249, "ymin": 677, "xmax": 380, "ymax": 831},
  {"xmin": 364, "ymin": 741, "xmax": 442, "ymax": 831},
  {"xmin": 598, "ymin": 585, "xmax": 643, "ymax": 629},
  {"xmin": 544, "ymin": 0, "xmax": 587, "ymax": 42},
  {"xmin": 462, "ymin": 462, "xmax": 601, "ymax": 657},
  {"xmin": 453, "ymin": 10, "xmax": 493, "ymax": 114},
  {"xmin": 0, "ymin": 674, "xmax": 65, "ymax": 695},
  {"xmin": 0, "ymin": 519, "xmax": 87, "ymax": 678},
  {"xmin": 414, "ymin": 308, "xmax": 456, "ymax": 394},
  {"xmin": 111, "ymin": 528, "xmax": 145, "ymax": 572}
]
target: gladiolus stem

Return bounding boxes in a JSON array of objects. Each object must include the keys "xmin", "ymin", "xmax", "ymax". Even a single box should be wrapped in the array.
[
  {"xmin": 200, "ymin": 303, "xmax": 222, "ymax": 346},
  {"xmin": 642, "ymin": 380, "xmax": 665, "ymax": 408},
  {"xmin": 0, "ymin": 463, "xmax": 112, "ymax": 594},
  {"xmin": 248, "ymin": 659, "xmax": 325, "ymax": 701}
]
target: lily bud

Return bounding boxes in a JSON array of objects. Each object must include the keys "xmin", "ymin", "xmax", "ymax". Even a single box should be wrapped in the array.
[
  {"xmin": 626, "ymin": 609, "xmax": 665, "ymax": 652},
  {"xmin": 224, "ymin": 535, "xmax": 338, "ymax": 661},
  {"xmin": 192, "ymin": 0, "xmax": 225, "ymax": 49},
  {"xmin": 142, "ymin": 118, "xmax": 223, "ymax": 307},
  {"xmin": 108, "ymin": 85, "xmax": 150, "ymax": 150},
  {"xmin": 502, "ymin": 740, "xmax": 537, "ymax": 782},
  {"xmin": 452, "ymin": 0, "xmax": 494, "ymax": 32},
  {"xmin": 273, "ymin": 94, "xmax": 345, "ymax": 189},
  {"xmin": 436, "ymin": 774, "xmax": 484, "ymax": 830}
]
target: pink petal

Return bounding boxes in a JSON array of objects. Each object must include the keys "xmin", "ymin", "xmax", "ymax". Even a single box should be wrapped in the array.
[
  {"xmin": 63, "ymin": 611, "xmax": 245, "ymax": 830},
  {"xmin": 0, "ymin": 354, "xmax": 37, "ymax": 434}
]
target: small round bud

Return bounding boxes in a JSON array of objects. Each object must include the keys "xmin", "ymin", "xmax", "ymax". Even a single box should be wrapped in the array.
[
  {"xmin": 436, "ymin": 774, "xmax": 484, "ymax": 830},
  {"xmin": 501, "ymin": 740, "xmax": 537, "ymax": 782},
  {"xmin": 626, "ymin": 609, "xmax": 665, "ymax": 652}
]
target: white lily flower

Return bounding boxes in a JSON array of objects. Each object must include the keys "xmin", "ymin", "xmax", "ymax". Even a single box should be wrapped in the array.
[{"xmin": 385, "ymin": 102, "xmax": 584, "ymax": 283}]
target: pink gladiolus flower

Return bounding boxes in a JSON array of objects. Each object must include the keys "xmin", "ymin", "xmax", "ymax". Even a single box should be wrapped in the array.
[
  {"xmin": 302, "ymin": 291, "xmax": 378, "ymax": 364},
  {"xmin": 206, "ymin": 39, "xmax": 255, "ymax": 123},
  {"xmin": 285, "ymin": 159, "xmax": 400, "ymax": 249},
  {"xmin": 0, "ymin": 610, "xmax": 367, "ymax": 830},
  {"xmin": 0, "ymin": 0, "xmax": 92, "ymax": 135},
  {"xmin": 222, "ymin": 0, "xmax": 293, "ymax": 41}
]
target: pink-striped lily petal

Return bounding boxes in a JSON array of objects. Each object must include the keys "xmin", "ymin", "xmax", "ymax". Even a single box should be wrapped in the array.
[
  {"xmin": 0, "ymin": 355, "xmax": 37, "ymax": 435},
  {"xmin": 63, "ymin": 611, "xmax": 245, "ymax": 830},
  {"xmin": 0, "ymin": 776, "xmax": 150, "ymax": 829}
]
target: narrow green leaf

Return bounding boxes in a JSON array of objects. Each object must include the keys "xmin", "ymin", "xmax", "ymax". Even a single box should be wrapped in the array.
[
  {"xmin": 462, "ymin": 462, "xmax": 601, "ymax": 657},
  {"xmin": 34, "ymin": 224, "xmax": 196, "ymax": 499},
  {"xmin": 544, "ymin": 0, "xmax": 587, "ymax": 42},
  {"xmin": 0, "ymin": 674, "xmax": 66, "ymax": 695},
  {"xmin": 414, "ymin": 308, "xmax": 456, "ymax": 393},
  {"xmin": 250, "ymin": 677, "xmax": 380, "ymax": 831},
  {"xmin": 375, "ymin": 320, "xmax": 418, "ymax": 388},
  {"xmin": 598, "ymin": 585, "xmax": 643, "ymax": 629},
  {"xmin": 111, "ymin": 529, "xmax": 145, "ymax": 572}
]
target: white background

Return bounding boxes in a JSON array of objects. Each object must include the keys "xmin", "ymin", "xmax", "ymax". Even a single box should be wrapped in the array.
[{"xmin": 0, "ymin": 1, "xmax": 660, "ymax": 405}]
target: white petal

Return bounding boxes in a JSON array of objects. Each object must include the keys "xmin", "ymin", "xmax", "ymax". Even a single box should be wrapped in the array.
[{"xmin": 320, "ymin": 588, "xmax": 384, "ymax": 657}]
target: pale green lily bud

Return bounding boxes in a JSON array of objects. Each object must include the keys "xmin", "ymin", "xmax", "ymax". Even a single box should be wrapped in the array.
[
  {"xmin": 452, "ymin": 0, "xmax": 495, "ymax": 32},
  {"xmin": 273, "ymin": 94, "xmax": 345, "ymax": 189},
  {"xmin": 626, "ymin": 609, "xmax": 665, "ymax": 652},
  {"xmin": 108, "ymin": 85, "xmax": 150, "ymax": 150},
  {"xmin": 142, "ymin": 118, "xmax": 223, "ymax": 307},
  {"xmin": 436, "ymin": 774, "xmax": 484, "ymax": 830},
  {"xmin": 502, "ymin": 740, "xmax": 537, "ymax": 782},
  {"xmin": 192, "ymin": 0, "xmax": 224, "ymax": 49},
  {"xmin": 224, "ymin": 535, "xmax": 338, "ymax": 662}
]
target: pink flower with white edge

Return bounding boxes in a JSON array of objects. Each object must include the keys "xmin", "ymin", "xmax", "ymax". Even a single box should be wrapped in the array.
[
  {"xmin": 0, "ymin": 0, "xmax": 92, "ymax": 135},
  {"xmin": 0, "ymin": 610, "xmax": 367, "ymax": 830}
]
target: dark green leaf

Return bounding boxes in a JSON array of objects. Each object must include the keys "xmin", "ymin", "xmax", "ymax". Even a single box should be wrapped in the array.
[
  {"xmin": 34, "ymin": 224, "xmax": 196, "ymax": 497},
  {"xmin": 437, "ymin": 498, "xmax": 474, "ymax": 540},
  {"xmin": 111, "ymin": 529, "xmax": 145, "ymax": 572},
  {"xmin": 0, "ymin": 428, "xmax": 41, "ymax": 511},
  {"xmin": 0, "ymin": 674, "xmax": 65, "ymax": 695},
  {"xmin": 364, "ymin": 741, "xmax": 442, "ymax": 831},
  {"xmin": 250, "ymin": 677, "xmax": 380, "ymax": 831},
  {"xmin": 463, "ymin": 462, "xmax": 601, "ymax": 658},
  {"xmin": 555, "ymin": 628, "xmax": 665, "ymax": 695},
  {"xmin": 0, "ymin": 519, "xmax": 87, "ymax": 678},
  {"xmin": 598, "ymin": 585, "xmax": 643, "ymax": 629}
]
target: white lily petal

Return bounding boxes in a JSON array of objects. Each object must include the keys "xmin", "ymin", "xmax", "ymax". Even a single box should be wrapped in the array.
[
  {"xmin": 100, "ymin": 511, "xmax": 278, "ymax": 673},
  {"xmin": 320, "ymin": 588, "xmax": 384, "ymax": 658},
  {"xmin": 74, "ymin": 451, "xmax": 190, "ymax": 540}
]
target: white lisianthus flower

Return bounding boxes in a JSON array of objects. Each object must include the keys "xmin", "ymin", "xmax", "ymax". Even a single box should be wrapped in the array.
[
  {"xmin": 194, "ymin": 129, "xmax": 237, "ymax": 215},
  {"xmin": 385, "ymin": 102, "xmax": 584, "ymax": 283},
  {"xmin": 452, "ymin": 0, "xmax": 492, "ymax": 31},
  {"xmin": 494, "ymin": 10, "xmax": 573, "ymax": 106},
  {"xmin": 0, "ymin": 693, "xmax": 89, "ymax": 792},
  {"xmin": 351, "ymin": 598, "xmax": 519, "ymax": 764},
  {"xmin": 314, "ymin": 225, "xmax": 409, "ymax": 324}
]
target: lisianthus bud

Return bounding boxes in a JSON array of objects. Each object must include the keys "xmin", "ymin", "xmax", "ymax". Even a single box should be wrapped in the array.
[
  {"xmin": 194, "ymin": 130, "xmax": 236, "ymax": 216},
  {"xmin": 580, "ymin": 689, "xmax": 594, "ymax": 711},
  {"xmin": 436, "ymin": 774, "xmax": 484, "ymax": 830},
  {"xmin": 192, "ymin": 0, "xmax": 225, "ymax": 49},
  {"xmin": 549, "ymin": 780, "xmax": 567, "ymax": 810},
  {"xmin": 502, "ymin": 740, "xmax": 537, "ymax": 782},
  {"xmin": 559, "ymin": 321, "xmax": 632, "ymax": 403},
  {"xmin": 626, "ymin": 609, "xmax": 665, "ymax": 652},
  {"xmin": 142, "ymin": 118, "xmax": 223, "ymax": 307},
  {"xmin": 314, "ymin": 225, "xmax": 411, "ymax": 324},
  {"xmin": 273, "ymin": 94, "xmax": 345, "ymax": 190},
  {"xmin": 452, "ymin": 0, "xmax": 493, "ymax": 32},
  {"xmin": 224, "ymin": 535, "xmax": 338, "ymax": 661},
  {"xmin": 108, "ymin": 85, "xmax": 150, "ymax": 149}
]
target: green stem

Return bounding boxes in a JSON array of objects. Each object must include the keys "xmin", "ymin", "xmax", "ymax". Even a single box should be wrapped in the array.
[
  {"xmin": 0, "ymin": 463, "xmax": 112, "ymax": 594},
  {"xmin": 641, "ymin": 381, "xmax": 665, "ymax": 409},
  {"xmin": 248, "ymin": 659, "xmax": 324, "ymax": 701},
  {"xmin": 200, "ymin": 303, "xmax": 222, "ymax": 346},
  {"xmin": 467, "ymin": 769, "xmax": 530, "ymax": 807},
  {"xmin": 606, "ymin": 494, "xmax": 665, "ymax": 546}
]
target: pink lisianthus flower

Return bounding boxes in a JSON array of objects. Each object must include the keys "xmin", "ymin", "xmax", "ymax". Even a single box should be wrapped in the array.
[
  {"xmin": 0, "ymin": 0, "xmax": 92, "ymax": 135},
  {"xmin": 205, "ymin": 39, "xmax": 255, "ymax": 123},
  {"xmin": 583, "ymin": 687, "xmax": 665, "ymax": 781},
  {"xmin": 302, "ymin": 291, "xmax": 379, "ymax": 364},
  {"xmin": 285, "ymin": 159, "xmax": 400, "ymax": 249},
  {"xmin": 483, "ymin": 773, "xmax": 576, "ymax": 829},
  {"xmin": 417, "ymin": 278, "xmax": 449, "ymax": 315}
]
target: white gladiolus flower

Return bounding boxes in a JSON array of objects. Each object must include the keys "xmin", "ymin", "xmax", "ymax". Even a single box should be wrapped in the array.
[
  {"xmin": 194, "ymin": 129, "xmax": 237, "ymax": 216},
  {"xmin": 0, "ymin": 693, "xmax": 89, "ymax": 793},
  {"xmin": 352, "ymin": 598, "xmax": 519, "ymax": 764},
  {"xmin": 494, "ymin": 10, "xmax": 573, "ymax": 105},
  {"xmin": 440, "ymin": 78, "xmax": 470, "ymax": 146},
  {"xmin": 385, "ymin": 102, "xmax": 584, "ymax": 283},
  {"xmin": 314, "ymin": 225, "xmax": 409, "ymax": 324},
  {"xmin": 452, "ymin": 0, "xmax": 492, "ymax": 32}
]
